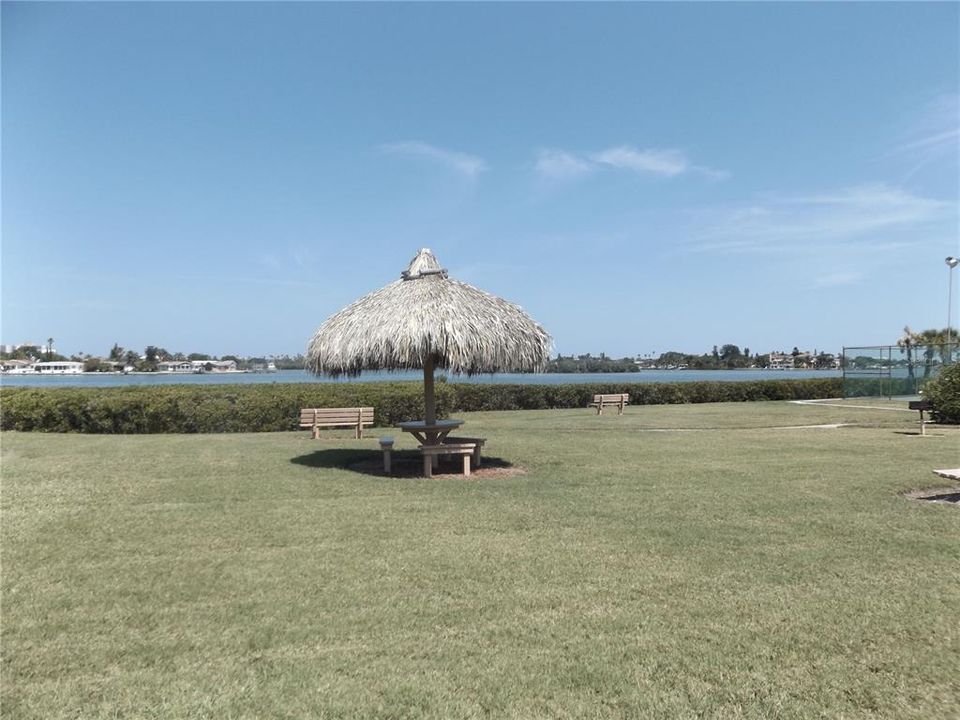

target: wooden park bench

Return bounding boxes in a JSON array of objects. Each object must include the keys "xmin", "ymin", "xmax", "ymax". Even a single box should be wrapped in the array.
[
  {"xmin": 589, "ymin": 393, "xmax": 630, "ymax": 415},
  {"xmin": 908, "ymin": 399, "xmax": 935, "ymax": 435},
  {"xmin": 299, "ymin": 407, "xmax": 374, "ymax": 439}
]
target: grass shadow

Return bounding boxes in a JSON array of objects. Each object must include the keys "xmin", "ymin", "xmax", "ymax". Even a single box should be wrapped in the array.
[
  {"xmin": 903, "ymin": 486, "xmax": 960, "ymax": 505},
  {"xmin": 891, "ymin": 430, "xmax": 949, "ymax": 437},
  {"xmin": 290, "ymin": 448, "xmax": 381, "ymax": 470},
  {"xmin": 290, "ymin": 448, "xmax": 516, "ymax": 478},
  {"xmin": 918, "ymin": 491, "xmax": 960, "ymax": 503}
]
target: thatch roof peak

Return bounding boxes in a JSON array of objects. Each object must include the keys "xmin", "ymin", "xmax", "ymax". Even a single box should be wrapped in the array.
[{"xmin": 401, "ymin": 248, "xmax": 447, "ymax": 281}]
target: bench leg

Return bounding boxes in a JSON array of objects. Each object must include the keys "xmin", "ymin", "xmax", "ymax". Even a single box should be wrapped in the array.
[
  {"xmin": 474, "ymin": 447, "xmax": 481, "ymax": 468},
  {"xmin": 312, "ymin": 425, "xmax": 320, "ymax": 440},
  {"xmin": 423, "ymin": 454, "xmax": 433, "ymax": 478},
  {"xmin": 463, "ymin": 454, "xmax": 471, "ymax": 477},
  {"xmin": 383, "ymin": 449, "xmax": 392, "ymax": 474}
]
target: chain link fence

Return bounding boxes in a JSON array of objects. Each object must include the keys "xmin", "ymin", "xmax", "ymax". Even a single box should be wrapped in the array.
[{"xmin": 842, "ymin": 343, "xmax": 957, "ymax": 398}]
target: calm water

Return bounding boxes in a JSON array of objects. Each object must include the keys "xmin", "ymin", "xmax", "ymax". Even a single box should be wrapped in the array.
[{"xmin": 1, "ymin": 368, "xmax": 840, "ymax": 388}]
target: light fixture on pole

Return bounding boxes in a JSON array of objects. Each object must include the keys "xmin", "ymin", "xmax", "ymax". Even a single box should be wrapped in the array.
[{"xmin": 947, "ymin": 256, "xmax": 959, "ymax": 360}]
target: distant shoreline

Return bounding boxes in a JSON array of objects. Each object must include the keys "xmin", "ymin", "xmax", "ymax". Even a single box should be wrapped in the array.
[
  {"xmin": 1, "ymin": 367, "xmax": 847, "ymax": 389},
  {"xmin": 546, "ymin": 367, "xmax": 838, "ymax": 374}
]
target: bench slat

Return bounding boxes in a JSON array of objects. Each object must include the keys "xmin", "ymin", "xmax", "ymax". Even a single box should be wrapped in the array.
[
  {"xmin": 299, "ymin": 417, "xmax": 374, "ymax": 424},
  {"xmin": 300, "ymin": 411, "xmax": 374, "ymax": 415}
]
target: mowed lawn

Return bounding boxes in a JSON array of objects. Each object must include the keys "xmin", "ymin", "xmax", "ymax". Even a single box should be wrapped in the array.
[{"xmin": 3, "ymin": 401, "xmax": 958, "ymax": 719}]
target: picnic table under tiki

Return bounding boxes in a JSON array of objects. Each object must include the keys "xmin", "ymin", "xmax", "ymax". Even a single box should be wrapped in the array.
[
  {"xmin": 305, "ymin": 248, "xmax": 552, "ymax": 475},
  {"xmin": 396, "ymin": 418, "xmax": 464, "ymax": 445}
]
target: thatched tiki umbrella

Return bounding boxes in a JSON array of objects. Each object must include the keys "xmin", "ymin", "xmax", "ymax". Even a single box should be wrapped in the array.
[{"xmin": 306, "ymin": 248, "xmax": 552, "ymax": 425}]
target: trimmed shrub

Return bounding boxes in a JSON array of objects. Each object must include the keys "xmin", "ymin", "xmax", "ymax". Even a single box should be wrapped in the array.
[
  {"xmin": 0, "ymin": 378, "xmax": 842, "ymax": 434},
  {"xmin": 924, "ymin": 363, "xmax": 960, "ymax": 424}
]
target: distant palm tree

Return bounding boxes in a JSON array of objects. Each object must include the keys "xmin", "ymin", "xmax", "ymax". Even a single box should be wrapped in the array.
[
  {"xmin": 897, "ymin": 326, "xmax": 917, "ymax": 380},
  {"xmin": 47, "ymin": 337, "xmax": 54, "ymax": 361},
  {"xmin": 915, "ymin": 328, "xmax": 950, "ymax": 378}
]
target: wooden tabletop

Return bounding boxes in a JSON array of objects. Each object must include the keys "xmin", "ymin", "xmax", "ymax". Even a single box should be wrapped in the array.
[
  {"xmin": 396, "ymin": 419, "xmax": 464, "ymax": 432},
  {"xmin": 396, "ymin": 419, "xmax": 464, "ymax": 446}
]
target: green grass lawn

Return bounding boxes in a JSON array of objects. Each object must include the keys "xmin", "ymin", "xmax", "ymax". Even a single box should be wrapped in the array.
[{"xmin": 3, "ymin": 401, "xmax": 958, "ymax": 719}]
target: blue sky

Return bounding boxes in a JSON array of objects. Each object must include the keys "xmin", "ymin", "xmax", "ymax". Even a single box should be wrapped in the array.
[{"xmin": 3, "ymin": 2, "xmax": 958, "ymax": 359}]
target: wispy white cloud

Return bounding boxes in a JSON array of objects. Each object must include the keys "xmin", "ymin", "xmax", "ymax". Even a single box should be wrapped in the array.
[
  {"xmin": 886, "ymin": 94, "xmax": 959, "ymax": 180},
  {"xmin": 258, "ymin": 247, "xmax": 314, "ymax": 273},
  {"xmin": 896, "ymin": 128, "xmax": 959, "ymax": 154},
  {"xmin": 534, "ymin": 149, "xmax": 594, "ymax": 181},
  {"xmin": 380, "ymin": 141, "xmax": 487, "ymax": 178},
  {"xmin": 690, "ymin": 164, "xmax": 732, "ymax": 181},
  {"xmin": 815, "ymin": 271, "xmax": 863, "ymax": 288},
  {"xmin": 690, "ymin": 183, "xmax": 954, "ymax": 255},
  {"xmin": 894, "ymin": 93, "xmax": 959, "ymax": 154},
  {"xmin": 534, "ymin": 144, "xmax": 727, "ymax": 182},
  {"xmin": 591, "ymin": 146, "xmax": 689, "ymax": 176}
]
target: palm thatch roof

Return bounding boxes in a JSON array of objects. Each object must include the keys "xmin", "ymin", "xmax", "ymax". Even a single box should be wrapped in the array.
[{"xmin": 306, "ymin": 249, "xmax": 552, "ymax": 377}]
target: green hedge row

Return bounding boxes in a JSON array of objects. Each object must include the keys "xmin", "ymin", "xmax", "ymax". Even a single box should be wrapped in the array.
[
  {"xmin": 0, "ymin": 378, "xmax": 842, "ymax": 434},
  {"xmin": 452, "ymin": 379, "xmax": 842, "ymax": 411},
  {"xmin": 0, "ymin": 383, "xmax": 455, "ymax": 434}
]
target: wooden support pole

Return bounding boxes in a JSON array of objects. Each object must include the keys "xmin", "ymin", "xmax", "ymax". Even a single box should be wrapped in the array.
[{"xmin": 423, "ymin": 354, "xmax": 436, "ymax": 426}]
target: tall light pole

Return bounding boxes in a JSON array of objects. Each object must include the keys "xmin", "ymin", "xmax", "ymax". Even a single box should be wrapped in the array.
[{"xmin": 948, "ymin": 256, "xmax": 959, "ymax": 361}]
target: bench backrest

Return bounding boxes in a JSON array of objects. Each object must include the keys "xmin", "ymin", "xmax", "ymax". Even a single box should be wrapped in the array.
[
  {"xmin": 299, "ymin": 407, "xmax": 375, "ymax": 426},
  {"xmin": 592, "ymin": 394, "xmax": 629, "ymax": 403}
]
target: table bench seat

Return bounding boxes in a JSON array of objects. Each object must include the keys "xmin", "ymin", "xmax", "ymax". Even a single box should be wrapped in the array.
[
  {"xmin": 441, "ymin": 436, "xmax": 486, "ymax": 467},
  {"xmin": 420, "ymin": 443, "xmax": 478, "ymax": 478}
]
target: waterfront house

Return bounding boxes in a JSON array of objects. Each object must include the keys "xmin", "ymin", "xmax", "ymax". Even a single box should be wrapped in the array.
[
  {"xmin": 157, "ymin": 361, "xmax": 194, "ymax": 373},
  {"xmin": 33, "ymin": 361, "xmax": 84, "ymax": 374},
  {"xmin": 157, "ymin": 359, "xmax": 239, "ymax": 373},
  {"xmin": 0, "ymin": 359, "xmax": 33, "ymax": 372},
  {"xmin": 768, "ymin": 352, "xmax": 794, "ymax": 370}
]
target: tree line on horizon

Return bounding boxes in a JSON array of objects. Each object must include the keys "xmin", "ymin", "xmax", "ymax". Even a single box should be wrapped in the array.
[
  {"xmin": 4, "ymin": 328, "xmax": 955, "ymax": 374},
  {"xmin": 548, "ymin": 345, "xmax": 834, "ymax": 373},
  {"xmin": 550, "ymin": 330, "xmax": 957, "ymax": 373},
  {"xmin": 0, "ymin": 342, "xmax": 308, "ymax": 372}
]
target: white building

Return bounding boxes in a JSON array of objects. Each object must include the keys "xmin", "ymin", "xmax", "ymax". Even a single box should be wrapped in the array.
[
  {"xmin": 32, "ymin": 361, "xmax": 84, "ymax": 374},
  {"xmin": 157, "ymin": 361, "xmax": 195, "ymax": 373},
  {"xmin": 157, "ymin": 359, "xmax": 238, "ymax": 373},
  {"xmin": 768, "ymin": 352, "xmax": 793, "ymax": 370}
]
